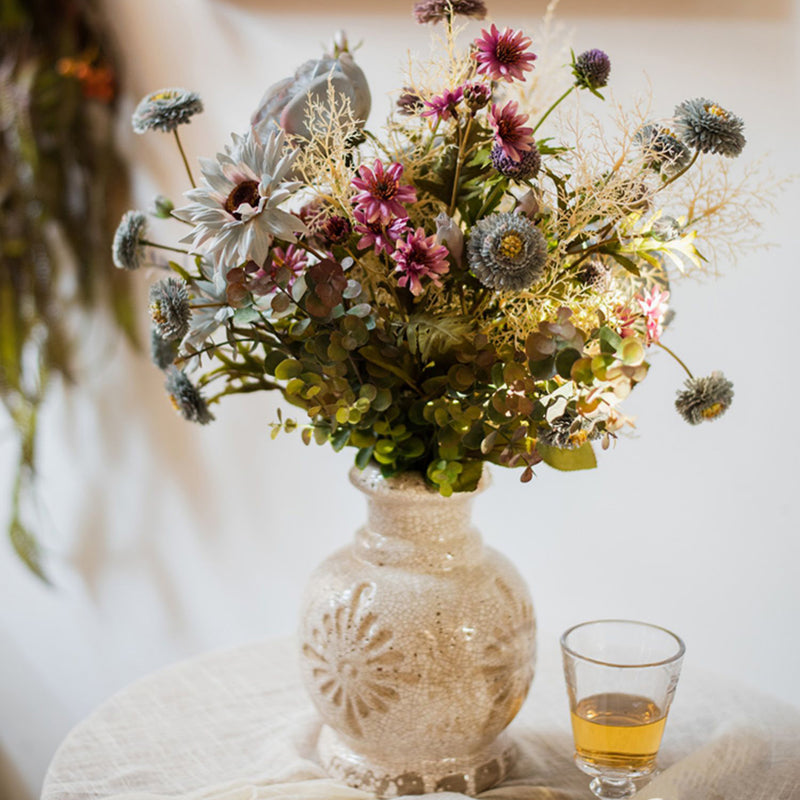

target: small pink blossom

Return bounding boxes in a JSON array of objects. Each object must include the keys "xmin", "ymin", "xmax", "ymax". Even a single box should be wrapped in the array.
[
  {"xmin": 636, "ymin": 286, "xmax": 670, "ymax": 344},
  {"xmin": 391, "ymin": 227, "xmax": 450, "ymax": 297},
  {"xmin": 421, "ymin": 87, "xmax": 464, "ymax": 121},
  {"xmin": 246, "ymin": 243, "xmax": 308, "ymax": 295},
  {"xmin": 489, "ymin": 101, "xmax": 534, "ymax": 161},
  {"xmin": 354, "ymin": 210, "xmax": 408, "ymax": 255},
  {"xmin": 473, "ymin": 24, "xmax": 537, "ymax": 83},
  {"xmin": 271, "ymin": 244, "xmax": 307, "ymax": 281},
  {"xmin": 615, "ymin": 305, "xmax": 638, "ymax": 339},
  {"xmin": 351, "ymin": 159, "xmax": 417, "ymax": 224}
]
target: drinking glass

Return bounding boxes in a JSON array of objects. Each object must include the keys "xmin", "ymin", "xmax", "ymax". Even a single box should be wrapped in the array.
[{"xmin": 560, "ymin": 619, "xmax": 685, "ymax": 799}]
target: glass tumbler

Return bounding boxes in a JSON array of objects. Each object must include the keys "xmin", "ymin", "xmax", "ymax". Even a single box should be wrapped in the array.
[{"xmin": 561, "ymin": 619, "xmax": 685, "ymax": 799}]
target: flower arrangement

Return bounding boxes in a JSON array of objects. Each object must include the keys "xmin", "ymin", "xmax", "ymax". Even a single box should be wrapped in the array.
[{"xmin": 116, "ymin": 1, "xmax": 762, "ymax": 496}]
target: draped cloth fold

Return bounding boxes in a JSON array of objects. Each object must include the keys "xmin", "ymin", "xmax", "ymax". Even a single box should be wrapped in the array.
[{"xmin": 42, "ymin": 639, "xmax": 800, "ymax": 800}]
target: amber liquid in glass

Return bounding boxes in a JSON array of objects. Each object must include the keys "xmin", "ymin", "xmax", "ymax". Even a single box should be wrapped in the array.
[{"xmin": 570, "ymin": 692, "xmax": 666, "ymax": 772}]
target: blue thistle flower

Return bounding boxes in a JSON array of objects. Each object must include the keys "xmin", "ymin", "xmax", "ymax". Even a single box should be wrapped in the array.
[
  {"xmin": 490, "ymin": 142, "xmax": 541, "ymax": 180},
  {"xmin": 572, "ymin": 49, "xmax": 611, "ymax": 91},
  {"xmin": 674, "ymin": 98, "xmax": 746, "ymax": 158},
  {"xmin": 467, "ymin": 212, "xmax": 547, "ymax": 291}
]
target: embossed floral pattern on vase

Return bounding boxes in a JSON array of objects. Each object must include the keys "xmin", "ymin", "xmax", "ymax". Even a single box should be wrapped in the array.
[{"xmin": 302, "ymin": 581, "xmax": 418, "ymax": 737}]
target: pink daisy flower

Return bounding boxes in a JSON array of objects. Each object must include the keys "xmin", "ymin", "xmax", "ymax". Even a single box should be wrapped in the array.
[
  {"xmin": 351, "ymin": 159, "xmax": 417, "ymax": 224},
  {"xmin": 391, "ymin": 228, "xmax": 450, "ymax": 297},
  {"xmin": 421, "ymin": 87, "xmax": 464, "ymax": 122},
  {"xmin": 636, "ymin": 286, "xmax": 670, "ymax": 344},
  {"xmin": 473, "ymin": 24, "xmax": 537, "ymax": 83},
  {"xmin": 489, "ymin": 101, "xmax": 534, "ymax": 161},
  {"xmin": 354, "ymin": 210, "xmax": 409, "ymax": 255}
]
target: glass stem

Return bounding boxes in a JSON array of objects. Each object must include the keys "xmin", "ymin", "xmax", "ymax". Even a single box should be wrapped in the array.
[{"xmin": 590, "ymin": 775, "xmax": 637, "ymax": 799}]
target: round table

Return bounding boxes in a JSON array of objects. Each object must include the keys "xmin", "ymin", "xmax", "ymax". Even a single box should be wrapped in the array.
[{"xmin": 41, "ymin": 637, "xmax": 800, "ymax": 800}]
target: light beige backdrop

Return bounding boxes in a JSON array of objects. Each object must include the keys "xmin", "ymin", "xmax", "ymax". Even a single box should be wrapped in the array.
[{"xmin": 1, "ymin": 1, "xmax": 798, "ymax": 798}]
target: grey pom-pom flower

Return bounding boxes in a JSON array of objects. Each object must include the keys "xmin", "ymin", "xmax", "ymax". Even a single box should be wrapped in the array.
[
  {"xmin": 572, "ymin": 49, "xmax": 611, "ymax": 91},
  {"xmin": 149, "ymin": 277, "xmax": 190, "ymax": 342},
  {"xmin": 467, "ymin": 212, "xmax": 547, "ymax": 291},
  {"xmin": 675, "ymin": 371, "xmax": 734, "ymax": 425},
  {"xmin": 674, "ymin": 98, "xmax": 746, "ymax": 158},
  {"xmin": 490, "ymin": 142, "xmax": 541, "ymax": 180},
  {"xmin": 132, "ymin": 88, "xmax": 203, "ymax": 134},
  {"xmin": 112, "ymin": 210, "xmax": 147, "ymax": 270},
  {"xmin": 412, "ymin": 0, "xmax": 487, "ymax": 24},
  {"xmin": 636, "ymin": 124, "xmax": 692, "ymax": 174},
  {"xmin": 651, "ymin": 216, "xmax": 682, "ymax": 242},
  {"xmin": 151, "ymin": 329, "xmax": 179, "ymax": 371},
  {"xmin": 165, "ymin": 368, "xmax": 214, "ymax": 425}
]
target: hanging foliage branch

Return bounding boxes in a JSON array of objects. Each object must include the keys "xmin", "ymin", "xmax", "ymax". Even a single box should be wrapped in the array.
[{"xmin": 0, "ymin": 0, "xmax": 135, "ymax": 579}]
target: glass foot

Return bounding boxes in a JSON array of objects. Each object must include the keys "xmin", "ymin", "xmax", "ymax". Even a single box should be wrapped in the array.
[{"xmin": 589, "ymin": 775, "xmax": 637, "ymax": 799}]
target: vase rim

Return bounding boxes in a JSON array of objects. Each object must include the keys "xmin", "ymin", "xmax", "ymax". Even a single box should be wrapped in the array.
[{"xmin": 349, "ymin": 462, "xmax": 492, "ymax": 500}]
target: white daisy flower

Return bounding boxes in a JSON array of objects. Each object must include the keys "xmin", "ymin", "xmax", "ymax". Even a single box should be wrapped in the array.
[{"xmin": 173, "ymin": 129, "xmax": 306, "ymax": 269}]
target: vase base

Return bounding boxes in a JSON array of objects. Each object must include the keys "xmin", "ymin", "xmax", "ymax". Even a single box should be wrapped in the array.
[{"xmin": 318, "ymin": 724, "xmax": 516, "ymax": 798}]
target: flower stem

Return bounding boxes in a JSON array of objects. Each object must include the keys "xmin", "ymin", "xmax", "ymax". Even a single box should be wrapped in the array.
[
  {"xmin": 173, "ymin": 129, "xmax": 196, "ymax": 188},
  {"xmin": 531, "ymin": 85, "xmax": 575, "ymax": 135},
  {"xmin": 140, "ymin": 239, "xmax": 191, "ymax": 256},
  {"xmin": 422, "ymin": 118, "xmax": 441, "ymax": 157},
  {"xmin": 658, "ymin": 149, "xmax": 699, "ymax": 193},
  {"xmin": 654, "ymin": 340, "xmax": 694, "ymax": 379},
  {"xmin": 476, "ymin": 180, "xmax": 506, "ymax": 219},
  {"xmin": 448, "ymin": 116, "xmax": 474, "ymax": 217}
]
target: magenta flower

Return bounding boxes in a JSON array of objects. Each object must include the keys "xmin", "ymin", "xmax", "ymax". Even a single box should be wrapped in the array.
[
  {"xmin": 636, "ymin": 286, "xmax": 670, "ymax": 344},
  {"xmin": 473, "ymin": 24, "xmax": 537, "ymax": 83},
  {"xmin": 354, "ymin": 210, "xmax": 408, "ymax": 255},
  {"xmin": 351, "ymin": 159, "xmax": 417, "ymax": 224},
  {"xmin": 391, "ymin": 228, "xmax": 450, "ymax": 297},
  {"xmin": 489, "ymin": 101, "xmax": 534, "ymax": 161},
  {"xmin": 421, "ymin": 87, "xmax": 464, "ymax": 122}
]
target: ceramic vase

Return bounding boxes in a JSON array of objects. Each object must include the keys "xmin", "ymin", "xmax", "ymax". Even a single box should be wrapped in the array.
[{"xmin": 298, "ymin": 463, "xmax": 536, "ymax": 797}]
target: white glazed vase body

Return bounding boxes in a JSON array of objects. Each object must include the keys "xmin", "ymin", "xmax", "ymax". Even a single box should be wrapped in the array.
[{"xmin": 299, "ymin": 464, "xmax": 536, "ymax": 797}]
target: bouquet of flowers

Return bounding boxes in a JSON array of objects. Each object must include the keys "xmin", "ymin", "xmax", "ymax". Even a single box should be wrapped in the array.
[{"xmin": 115, "ymin": 0, "xmax": 757, "ymax": 496}]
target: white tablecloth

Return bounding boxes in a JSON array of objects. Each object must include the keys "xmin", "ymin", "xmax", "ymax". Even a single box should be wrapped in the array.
[{"xmin": 41, "ymin": 637, "xmax": 800, "ymax": 800}]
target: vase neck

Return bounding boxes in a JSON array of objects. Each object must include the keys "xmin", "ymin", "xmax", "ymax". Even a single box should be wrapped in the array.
[{"xmin": 350, "ymin": 466, "xmax": 486, "ymax": 571}]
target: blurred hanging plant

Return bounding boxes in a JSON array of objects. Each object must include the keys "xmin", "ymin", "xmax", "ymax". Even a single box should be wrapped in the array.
[{"xmin": 0, "ymin": 0, "xmax": 135, "ymax": 579}]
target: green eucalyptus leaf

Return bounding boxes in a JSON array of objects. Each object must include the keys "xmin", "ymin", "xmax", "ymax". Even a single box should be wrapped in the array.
[
  {"xmin": 537, "ymin": 442, "xmax": 597, "ymax": 471},
  {"xmin": 274, "ymin": 359, "xmax": 304, "ymax": 380}
]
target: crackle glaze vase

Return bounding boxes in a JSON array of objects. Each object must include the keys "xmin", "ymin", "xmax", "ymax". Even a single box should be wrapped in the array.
[{"xmin": 298, "ymin": 463, "xmax": 536, "ymax": 797}]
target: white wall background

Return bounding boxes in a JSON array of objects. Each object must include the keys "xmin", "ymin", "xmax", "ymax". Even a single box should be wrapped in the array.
[{"xmin": 1, "ymin": 1, "xmax": 798, "ymax": 798}]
